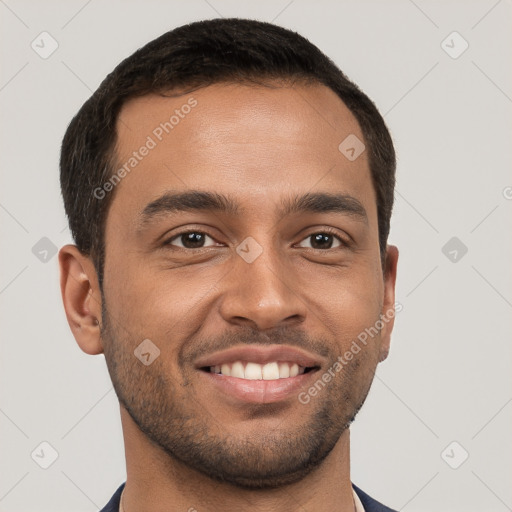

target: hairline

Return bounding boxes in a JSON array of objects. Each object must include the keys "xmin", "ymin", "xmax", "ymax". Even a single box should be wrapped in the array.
[{"xmin": 95, "ymin": 78, "xmax": 387, "ymax": 288}]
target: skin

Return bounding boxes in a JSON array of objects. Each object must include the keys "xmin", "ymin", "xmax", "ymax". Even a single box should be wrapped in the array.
[{"xmin": 59, "ymin": 82, "xmax": 398, "ymax": 512}]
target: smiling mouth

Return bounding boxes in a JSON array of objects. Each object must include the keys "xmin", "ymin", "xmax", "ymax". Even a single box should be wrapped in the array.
[{"xmin": 200, "ymin": 361, "xmax": 319, "ymax": 380}]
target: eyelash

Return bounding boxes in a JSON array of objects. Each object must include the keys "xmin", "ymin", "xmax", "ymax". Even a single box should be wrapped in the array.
[{"xmin": 163, "ymin": 228, "xmax": 350, "ymax": 251}]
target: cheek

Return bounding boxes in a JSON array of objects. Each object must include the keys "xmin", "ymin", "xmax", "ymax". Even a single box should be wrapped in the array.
[
  {"xmin": 109, "ymin": 260, "xmax": 221, "ymax": 341},
  {"xmin": 301, "ymin": 260, "xmax": 383, "ymax": 339}
]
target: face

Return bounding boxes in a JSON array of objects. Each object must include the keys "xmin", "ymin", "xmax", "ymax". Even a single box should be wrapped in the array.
[{"xmin": 98, "ymin": 82, "xmax": 397, "ymax": 488}]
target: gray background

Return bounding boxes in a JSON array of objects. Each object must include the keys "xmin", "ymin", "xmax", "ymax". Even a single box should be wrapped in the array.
[{"xmin": 1, "ymin": 0, "xmax": 511, "ymax": 510}]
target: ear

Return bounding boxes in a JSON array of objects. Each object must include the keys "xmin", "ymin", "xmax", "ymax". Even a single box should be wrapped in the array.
[
  {"xmin": 378, "ymin": 245, "xmax": 399, "ymax": 363},
  {"xmin": 58, "ymin": 244, "xmax": 104, "ymax": 355}
]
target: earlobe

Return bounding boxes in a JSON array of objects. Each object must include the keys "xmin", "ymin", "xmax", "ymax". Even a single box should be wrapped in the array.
[
  {"xmin": 378, "ymin": 244, "xmax": 399, "ymax": 363},
  {"xmin": 378, "ymin": 347, "xmax": 389, "ymax": 362},
  {"xmin": 58, "ymin": 244, "xmax": 104, "ymax": 355}
]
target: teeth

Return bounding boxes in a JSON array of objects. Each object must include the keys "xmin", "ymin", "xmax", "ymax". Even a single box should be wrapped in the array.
[
  {"xmin": 278, "ymin": 362, "xmax": 290, "ymax": 378},
  {"xmin": 231, "ymin": 361, "xmax": 245, "ymax": 378},
  {"xmin": 245, "ymin": 362, "xmax": 262, "ymax": 380},
  {"xmin": 262, "ymin": 362, "xmax": 279, "ymax": 380},
  {"xmin": 209, "ymin": 361, "xmax": 309, "ymax": 380}
]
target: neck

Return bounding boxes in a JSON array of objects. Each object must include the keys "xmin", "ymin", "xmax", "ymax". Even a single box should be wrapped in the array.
[{"xmin": 119, "ymin": 405, "xmax": 355, "ymax": 512}]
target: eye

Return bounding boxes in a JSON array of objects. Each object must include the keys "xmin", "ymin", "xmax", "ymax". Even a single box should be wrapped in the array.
[
  {"xmin": 296, "ymin": 230, "xmax": 347, "ymax": 250},
  {"xmin": 163, "ymin": 229, "xmax": 349, "ymax": 251},
  {"xmin": 165, "ymin": 231, "xmax": 220, "ymax": 249}
]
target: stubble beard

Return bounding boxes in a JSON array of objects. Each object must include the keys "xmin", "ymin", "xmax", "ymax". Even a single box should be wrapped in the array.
[{"xmin": 100, "ymin": 300, "xmax": 375, "ymax": 489}]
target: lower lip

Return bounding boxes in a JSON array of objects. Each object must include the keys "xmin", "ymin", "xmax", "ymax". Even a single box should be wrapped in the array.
[{"xmin": 198, "ymin": 369, "xmax": 319, "ymax": 404}]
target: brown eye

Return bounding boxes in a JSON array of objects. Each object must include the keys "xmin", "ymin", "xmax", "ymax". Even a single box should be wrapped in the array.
[
  {"xmin": 166, "ymin": 231, "xmax": 217, "ymax": 249},
  {"xmin": 297, "ymin": 232, "xmax": 345, "ymax": 250}
]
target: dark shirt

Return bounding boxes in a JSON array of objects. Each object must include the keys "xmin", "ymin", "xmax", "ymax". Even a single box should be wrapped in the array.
[{"xmin": 99, "ymin": 481, "xmax": 397, "ymax": 512}]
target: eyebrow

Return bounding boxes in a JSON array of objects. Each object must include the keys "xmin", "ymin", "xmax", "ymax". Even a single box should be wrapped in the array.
[{"xmin": 137, "ymin": 190, "xmax": 368, "ymax": 230}]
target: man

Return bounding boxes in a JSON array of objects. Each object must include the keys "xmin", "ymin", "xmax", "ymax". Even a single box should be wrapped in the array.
[{"xmin": 59, "ymin": 18, "xmax": 399, "ymax": 512}]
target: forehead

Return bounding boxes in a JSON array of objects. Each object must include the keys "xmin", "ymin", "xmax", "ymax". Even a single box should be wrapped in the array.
[{"xmin": 109, "ymin": 82, "xmax": 374, "ymax": 225}]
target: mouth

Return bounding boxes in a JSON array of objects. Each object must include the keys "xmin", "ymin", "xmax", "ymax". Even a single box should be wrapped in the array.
[
  {"xmin": 200, "ymin": 361, "xmax": 318, "ymax": 380},
  {"xmin": 195, "ymin": 345, "xmax": 323, "ymax": 404}
]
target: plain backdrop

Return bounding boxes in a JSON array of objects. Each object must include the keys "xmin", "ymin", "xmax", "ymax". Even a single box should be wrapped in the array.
[{"xmin": 1, "ymin": 1, "xmax": 511, "ymax": 511}]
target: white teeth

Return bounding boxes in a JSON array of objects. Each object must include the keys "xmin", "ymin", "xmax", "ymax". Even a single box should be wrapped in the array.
[
  {"xmin": 278, "ymin": 362, "xmax": 290, "ymax": 378},
  {"xmin": 210, "ymin": 361, "xmax": 310, "ymax": 380},
  {"xmin": 262, "ymin": 362, "xmax": 280, "ymax": 380},
  {"xmin": 244, "ymin": 362, "xmax": 262, "ymax": 380},
  {"xmin": 231, "ymin": 361, "xmax": 245, "ymax": 378}
]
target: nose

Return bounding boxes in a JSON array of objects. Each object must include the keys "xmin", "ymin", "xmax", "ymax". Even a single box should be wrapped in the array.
[{"xmin": 218, "ymin": 241, "xmax": 308, "ymax": 332}]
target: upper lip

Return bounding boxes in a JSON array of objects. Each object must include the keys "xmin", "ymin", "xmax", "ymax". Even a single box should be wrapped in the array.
[{"xmin": 194, "ymin": 344, "xmax": 325, "ymax": 369}]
